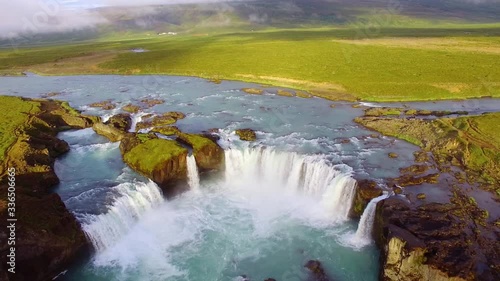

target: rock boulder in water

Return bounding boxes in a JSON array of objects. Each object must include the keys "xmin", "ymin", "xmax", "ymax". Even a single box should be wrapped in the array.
[
  {"xmin": 176, "ymin": 133, "xmax": 224, "ymax": 171},
  {"xmin": 120, "ymin": 133, "xmax": 189, "ymax": 192},
  {"xmin": 304, "ymin": 260, "xmax": 332, "ymax": 281},
  {"xmin": 93, "ymin": 113, "xmax": 132, "ymax": 142},
  {"xmin": 135, "ymin": 112, "xmax": 185, "ymax": 131},
  {"xmin": 235, "ymin": 129, "xmax": 257, "ymax": 141},
  {"xmin": 106, "ymin": 113, "xmax": 132, "ymax": 132}
]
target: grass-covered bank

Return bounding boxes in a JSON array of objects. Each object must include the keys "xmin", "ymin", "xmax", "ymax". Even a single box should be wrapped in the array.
[{"xmin": 2, "ymin": 26, "xmax": 500, "ymax": 102}]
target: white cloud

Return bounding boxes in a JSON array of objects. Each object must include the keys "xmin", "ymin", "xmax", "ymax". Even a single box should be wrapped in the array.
[
  {"xmin": 0, "ymin": 0, "xmax": 107, "ymax": 38},
  {"xmin": 0, "ymin": 0, "xmax": 243, "ymax": 38}
]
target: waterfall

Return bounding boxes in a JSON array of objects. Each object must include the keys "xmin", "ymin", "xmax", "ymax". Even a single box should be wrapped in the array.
[
  {"xmin": 129, "ymin": 112, "xmax": 149, "ymax": 132},
  {"xmin": 83, "ymin": 180, "xmax": 163, "ymax": 252},
  {"xmin": 322, "ymin": 174, "xmax": 358, "ymax": 220},
  {"xmin": 187, "ymin": 154, "xmax": 200, "ymax": 191},
  {"xmin": 354, "ymin": 194, "xmax": 387, "ymax": 245},
  {"xmin": 224, "ymin": 146, "xmax": 357, "ymax": 221}
]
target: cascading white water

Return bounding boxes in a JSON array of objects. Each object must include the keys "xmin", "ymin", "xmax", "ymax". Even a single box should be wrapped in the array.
[
  {"xmin": 129, "ymin": 112, "xmax": 149, "ymax": 132},
  {"xmin": 83, "ymin": 180, "xmax": 163, "ymax": 252},
  {"xmin": 186, "ymin": 154, "xmax": 200, "ymax": 191},
  {"xmin": 224, "ymin": 146, "xmax": 357, "ymax": 222},
  {"xmin": 354, "ymin": 194, "xmax": 387, "ymax": 245}
]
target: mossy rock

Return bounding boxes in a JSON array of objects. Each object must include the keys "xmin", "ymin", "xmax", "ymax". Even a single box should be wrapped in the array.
[
  {"xmin": 295, "ymin": 91, "xmax": 313, "ymax": 98},
  {"xmin": 417, "ymin": 193, "xmax": 427, "ymax": 200},
  {"xmin": 106, "ymin": 113, "xmax": 132, "ymax": 132},
  {"xmin": 396, "ymin": 173, "xmax": 440, "ymax": 187},
  {"xmin": 177, "ymin": 133, "xmax": 224, "ymax": 171},
  {"xmin": 235, "ymin": 129, "xmax": 257, "ymax": 141},
  {"xmin": 121, "ymin": 134, "xmax": 188, "ymax": 188},
  {"xmin": 242, "ymin": 88, "xmax": 264, "ymax": 95},
  {"xmin": 122, "ymin": 104, "xmax": 141, "ymax": 113},
  {"xmin": 400, "ymin": 165, "xmax": 429, "ymax": 175},
  {"xmin": 88, "ymin": 100, "xmax": 116, "ymax": 110},
  {"xmin": 152, "ymin": 126, "xmax": 181, "ymax": 136},
  {"xmin": 413, "ymin": 151, "xmax": 430, "ymax": 163},
  {"xmin": 405, "ymin": 109, "xmax": 418, "ymax": 115},
  {"xmin": 136, "ymin": 112, "xmax": 185, "ymax": 131},
  {"xmin": 365, "ymin": 107, "xmax": 403, "ymax": 117},
  {"xmin": 93, "ymin": 123, "xmax": 126, "ymax": 142},
  {"xmin": 140, "ymin": 98, "xmax": 165, "ymax": 108},
  {"xmin": 277, "ymin": 89, "xmax": 294, "ymax": 97},
  {"xmin": 388, "ymin": 152, "xmax": 399, "ymax": 158},
  {"xmin": 416, "ymin": 110, "xmax": 433, "ymax": 116}
]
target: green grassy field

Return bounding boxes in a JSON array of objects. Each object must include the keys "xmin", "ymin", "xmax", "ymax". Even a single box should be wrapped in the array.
[
  {"xmin": 0, "ymin": 96, "xmax": 40, "ymax": 161},
  {"xmin": 1, "ymin": 25, "xmax": 500, "ymax": 101}
]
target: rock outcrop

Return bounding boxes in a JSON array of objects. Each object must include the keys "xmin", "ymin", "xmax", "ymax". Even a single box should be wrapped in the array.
[
  {"xmin": 135, "ymin": 112, "xmax": 185, "ymax": 131},
  {"xmin": 106, "ymin": 113, "xmax": 132, "ymax": 132},
  {"xmin": 235, "ymin": 129, "xmax": 257, "ymax": 141},
  {"xmin": 242, "ymin": 88, "xmax": 263, "ymax": 95},
  {"xmin": 374, "ymin": 197, "xmax": 499, "ymax": 281},
  {"xmin": 120, "ymin": 133, "xmax": 188, "ymax": 192},
  {"xmin": 0, "ymin": 98, "xmax": 94, "ymax": 281},
  {"xmin": 176, "ymin": 133, "xmax": 225, "ymax": 171},
  {"xmin": 93, "ymin": 113, "xmax": 131, "ymax": 142},
  {"xmin": 350, "ymin": 179, "xmax": 383, "ymax": 218},
  {"xmin": 88, "ymin": 100, "xmax": 116, "ymax": 110}
]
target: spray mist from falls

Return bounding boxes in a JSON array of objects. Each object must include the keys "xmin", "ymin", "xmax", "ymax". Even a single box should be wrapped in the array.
[{"xmin": 224, "ymin": 146, "xmax": 357, "ymax": 221}]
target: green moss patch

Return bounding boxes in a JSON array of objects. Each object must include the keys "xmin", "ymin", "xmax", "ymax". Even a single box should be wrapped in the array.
[{"xmin": 123, "ymin": 138, "xmax": 187, "ymax": 174}]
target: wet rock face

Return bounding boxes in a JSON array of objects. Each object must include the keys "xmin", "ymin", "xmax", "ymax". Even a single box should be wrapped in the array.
[
  {"xmin": 374, "ymin": 197, "xmax": 499, "ymax": 281},
  {"xmin": 350, "ymin": 179, "xmax": 383, "ymax": 218},
  {"xmin": 176, "ymin": 133, "xmax": 225, "ymax": 172},
  {"xmin": 235, "ymin": 129, "xmax": 257, "ymax": 141}
]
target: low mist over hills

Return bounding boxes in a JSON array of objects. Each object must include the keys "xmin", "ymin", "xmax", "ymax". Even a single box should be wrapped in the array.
[{"xmin": 2, "ymin": 0, "xmax": 500, "ymax": 46}]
